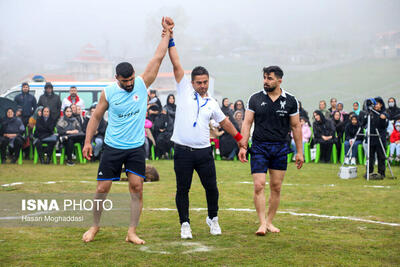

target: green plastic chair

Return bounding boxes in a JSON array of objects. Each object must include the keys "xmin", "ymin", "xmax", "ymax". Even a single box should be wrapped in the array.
[
  {"xmin": 0, "ymin": 148, "xmax": 22, "ymax": 164},
  {"xmin": 331, "ymin": 143, "xmax": 338, "ymax": 164},
  {"xmin": 151, "ymin": 145, "xmax": 155, "ymax": 160},
  {"xmin": 59, "ymin": 143, "xmax": 85, "ymax": 164},
  {"xmin": 357, "ymin": 144, "xmax": 364, "ymax": 165},
  {"xmin": 315, "ymin": 143, "xmax": 337, "ymax": 163},
  {"xmin": 17, "ymin": 149, "xmax": 23, "ymax": 165},
  {"xmin": 33, "ymin": 143, "xmax": 57, "ymax": 165},
  {"xmin": 340, "ymin": 142, "xmax": 345, "ymax": 163}
]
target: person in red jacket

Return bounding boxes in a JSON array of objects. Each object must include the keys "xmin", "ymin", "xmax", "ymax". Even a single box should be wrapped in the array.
[{"xmin": 389, "ymin": 121, "xmax": 400, "ymax": 162}]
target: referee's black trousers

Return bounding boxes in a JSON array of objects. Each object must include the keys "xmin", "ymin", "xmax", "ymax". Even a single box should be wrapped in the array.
[{"xmin": 174, "ymin": 145, "xmax": 219, "ymax": 224}]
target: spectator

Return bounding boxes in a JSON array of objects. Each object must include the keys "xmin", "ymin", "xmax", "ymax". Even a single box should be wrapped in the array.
[
  {"xmin": 318, "ymin": 100, "xmax": 331, "ymax": 118},
  {"xmin": 0, "ymin": 108, "xmax": 25, "ymax": 163},
  {"xmin": 362, "ymin": 97, "xmax": 388, "ymax": 178},
  {"xmin": 209, "ymin": 120, "xmax": 224, "ymax": 158},
  {"xmin": 336, "ymin": 102, "xmax": 349, "ymax": 121},
  {"xmin": 26, "ymin": 106, "xmax": 44, "ymax": 159},
  {"xmin": 148, "ymin": 89, "xmax": 162, "ymax": 122},
  {"xmin": 38, "ymin": 82, "xmax": 62, "ymax": 121},
  {"xmin": 164, "ymin": 94, "xmax": 176, "ymax": 128},
  {"xmin": 328, "ymin": 97, "xmax": 337, "ymax": 116},
  {"xmin": 15, "ymin": 107, "xmax": 23, "ymax": 119},
  {"xmin": 352, "ymin": 101, "xmax": 361, "ymax": 116},
  {"xmin": 144, "ymin": 115, "xmax": 155, "ymax": 160},
  {"xmin": 82, "ymin": 105, "xmax": 107, "ymax": 161},
  {"xmin": 57, "ymin": 106, "xmax": 85, "ymax": 166},
  {"xmin": 219, "ymin": 120, "xmax": 240, "ymax": 160},
  {"xmin": 221, "ymin": 98, "xmax": 232, "ymax": 116},
  {"xmin": 28, "ymin": 106, "xmax": 43, "ymax": 131},
  {"xmin": 344, "ymin": 115, "xmax": 363, "ymax": 165},
  {"xmin": 233, "ymin": 110, "xmax": 243, "ymax": 131},
  {"xmin": 332, "ymin": 111, "xmax": 345, "ymax": 159},
  {"xmin": 61, "ymin": 86, "xmax": 85, "ymax": 110},
  {"xmin": 33, "ymin": 106, "xmax": 57, "ymax": 164},
  {"xmin": 389, "ymin": 120, "xmax": 400, "ymax": 163},
  {"xmin": 14, "ymin": 82, "xmax": 37, "ymax": 126},
  {"xmin": 229, "ymin": 103, "xmax": 234, "ymax": 112},
  {"xmin": 234, "ymin": 100, "xmax": 245, "ymax": 119},
  {"xmin": 72, "ymin": 104, "xmax": 84, "ymax": 129},
  {"xmin": 298, "ymin": 101, "xmax": 309, "ymax": 123},
  {"xmin": 291, "ymin": 117, "xmax": 311, "ymax": 159},
  {"xmin": 313, "ymin": 110, "xmax": 335, "ymax": 163},
  {"xmin": 153, "ymin": 109, "xmax": 173, "ymax": 159},
  {"xmin": 387, "ymin": 97, "xmax": 400, "ymax": 121}
]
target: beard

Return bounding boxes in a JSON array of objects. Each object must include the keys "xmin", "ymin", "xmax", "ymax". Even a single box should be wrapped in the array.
[
  {"xmin": 121, "ymin": 83, "xmax": 134, "ymax": 92},
  {"xmin": 264, "ymin": 84, "xmax": 276, "ymax": 92}
]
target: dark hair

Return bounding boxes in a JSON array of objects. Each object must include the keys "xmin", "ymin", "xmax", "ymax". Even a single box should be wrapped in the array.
[
  {"xmin": 191, "ymin": 66, "xmax": 209, "ymax": 81},
  {"xmin": 313, "ymin": 110, "xmax": 326, "ymax": 124},
  {"xmin": 44, "ymin": 82, "xmax": 53, "ymax": 89},
  {"xmin": 21, "ymin": 82, "xmax": 29, "ymax": 88},
  {"xmin": 374, "ymin": 96, "xmax": 386, "ymax": 111},
  {"xmin": 263, "ymin": 66, "xmax": 283, "ymax": 79},
  {"xmin": 116, "ymin": 62, "xmax": 134, "ymax": 78},
  {"xmin": 70, "ymin": 86, "xmax": 77, "ymax": 90},
  {"xmin": 63, "ymin": 106, "xmax": 72, "ymax": 113}
]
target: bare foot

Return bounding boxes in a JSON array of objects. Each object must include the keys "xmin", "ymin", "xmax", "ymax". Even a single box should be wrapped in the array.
[
  {"xmin": 125, "ymin": 231, "xmax": 145, "ymax": 245},
  {"xmin": 266, "ymin": 224, "xmax": 280, "ymax": 233},
  {"xmin": 82, "ymin": 226, "xmax": 99, "ymax": 243},
  {"xmin": 255, "ymin": 224, "xmax": 267, "ymax": 236}
]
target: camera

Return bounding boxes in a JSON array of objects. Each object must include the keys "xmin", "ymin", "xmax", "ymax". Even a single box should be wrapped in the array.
[{"xmin": 364, "ymin": 98, "xmax": 376, "ymax": 110}]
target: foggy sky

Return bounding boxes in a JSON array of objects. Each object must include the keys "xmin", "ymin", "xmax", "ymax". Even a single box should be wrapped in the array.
[{"xmin": 0, "ymin": 0, "xmax": 399, "ymax": 93}]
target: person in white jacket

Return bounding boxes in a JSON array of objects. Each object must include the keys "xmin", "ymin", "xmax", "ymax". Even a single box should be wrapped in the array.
[{"xmin": 61, "ymin": 86, "xmax": 85, "ymax": 110}]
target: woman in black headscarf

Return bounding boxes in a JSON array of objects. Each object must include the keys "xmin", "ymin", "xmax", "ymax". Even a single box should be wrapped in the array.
[
  {"xmin": 164, "ymin": 94, "xmax": 176, "ymax": 130},
  {"xmin": 0, "ymin": 108, "xmax": 25, "ymax": 163},
  {"xmin": 56, "ymin": 106, "xmax": 84, "ymax": 166},
  {"xmin": 312, "ymin": 110, "xmax": 336, "ymax": 163},
  {"xmin": 221, "ymin": 98, "xmax": 232, "ymax": 116},
  {"xmin": 34, "ymin": 106, "xmax": 57, "ymax": 164}
]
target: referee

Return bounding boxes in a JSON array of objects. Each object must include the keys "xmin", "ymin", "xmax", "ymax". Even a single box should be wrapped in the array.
[
  {"xmin": 164, "ymin": 18, "xmax": 246, "ymax": 239},
  {"xmin": 239, "ymin": 66, "xmax": 304, "ymax": 235}
]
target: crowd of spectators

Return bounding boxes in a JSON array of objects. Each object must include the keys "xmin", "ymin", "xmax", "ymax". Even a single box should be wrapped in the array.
[
  {"xmin": 0, "ymin": 83, "xmax": 105, "ymax": 165},
  {"xmin": 1, "ymin": 81, "xmax": 400, "ymax": 175}
]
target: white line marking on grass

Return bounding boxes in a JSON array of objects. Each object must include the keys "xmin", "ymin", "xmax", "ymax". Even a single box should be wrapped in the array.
[
  {"xmin": 146, "ymin": 208, "xmax": 400, "ymax": 227},
  {"xmin": 139, "ymin": 246, "xmax": 171, "ymax": 254},
  {"xmin": 1, "ymin": 182, "xmax": 24, "ymax": 187},
  {"xmin": 43, "ymin": 181, "xmax": 56, "ymax": 184},
  {"xmin": 0, "ymin": 210, "xmax": 55, "ymax": 220},
  {"xmin": 180, "ymin": 242, "xmax": 213, "ymax": 254},
  {"xmin": 364, "ymin": 185, "xmax": 391, "ymax": 189},
  {"xmin": 277, "ymin": 211, "xmax": 400, "ymax": 227}
]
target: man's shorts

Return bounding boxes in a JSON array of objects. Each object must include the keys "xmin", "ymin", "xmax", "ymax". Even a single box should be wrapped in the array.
[
  {"xmin": 249, "ymin": 140, "xmax": 291, "ymax": 173},
  {"xmin": 97, "ymin": 144, "xmax": 146, "ymax": 181}
]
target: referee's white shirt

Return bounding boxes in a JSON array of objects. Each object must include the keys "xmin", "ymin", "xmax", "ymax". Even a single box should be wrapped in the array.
[{"xmin": 171, "ymin": 75, "xmax": 226, "ymax": 149}]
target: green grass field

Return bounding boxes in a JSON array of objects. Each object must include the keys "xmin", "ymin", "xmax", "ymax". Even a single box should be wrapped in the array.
[{"xmin": 1, "ymin": 160, "xmax": 400, "ymax": 266}]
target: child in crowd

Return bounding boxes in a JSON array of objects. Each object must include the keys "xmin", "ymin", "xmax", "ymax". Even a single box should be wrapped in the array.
[{"xmin": 389, "ymin": 121, "xmax": 400, "ymax": 162}]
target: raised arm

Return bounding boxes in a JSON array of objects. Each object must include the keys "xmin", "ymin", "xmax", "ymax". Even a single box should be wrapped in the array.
[
  {"xmin": 163, "ymin": 18, "xmax": 184, "ymax": 83},
  {"xmin": 82, "ymin": 91, "xmax": 108, "ymax": 160},
  {"xmin": 141, "ymin": 17, "xmax": 173, "ymax": 88}
]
